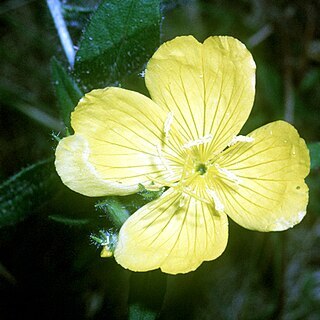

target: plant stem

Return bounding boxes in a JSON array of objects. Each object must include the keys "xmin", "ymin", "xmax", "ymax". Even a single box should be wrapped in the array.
[
  {"xmin": 248, "ymin": 24, "xmax": 273, "ymax": 48},
  {"xmin": 46, "ymin": 0, "xmax": 75, "ymax": 67}
]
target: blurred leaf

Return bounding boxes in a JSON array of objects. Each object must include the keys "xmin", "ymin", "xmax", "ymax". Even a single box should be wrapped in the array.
[
  {"xmin": 51, "ymin": 57, "xmax": 83, "ymax": 131},
  {"xmin": 308, "ymin": 40, "xmax": 320, "ymax": 62},
  {"xmin": 0, "ymin": 158, "xmax": 59, "ymax": 228},
  {"xmin": 128, "ymin": 270, "xmax": 167, "ymax": 320},
  {"xmin": 309, "ymin": 142, "xmax": 320, "ymax": 170},
  {"xmin": 256, "ymin": 61, "xmax": 282, "ymax": 115},
  {"xmin": 48, "ymin": 214, "xmax": 91, "ymax": 226},
  {"xmin": 0, "ymin": 262, "xmax": 16, "ymax": 284},
  {"xmin": 73, "ymin": 0, "xmax": 161, "ymax": 90},
  {"xmin": 61, "ymin": 2, "xmax": 99, "ymax": 34},
  {"xmin": 300, "ymin": 69, "xmax": 320, "ymax": 92}
]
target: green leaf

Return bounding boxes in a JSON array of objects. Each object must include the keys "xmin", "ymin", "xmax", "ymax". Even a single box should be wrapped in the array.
[
  {"xmin": 51, "ymin": 57, "xmax": 83, "ymax": 131},
  {"xmin": 309, "ymin": 142, "xmax": 320, "ymax": 170},
  {"xmin": 48, "ymin": 215, "xmax": 91, "ymax": 226},
  {"xmin": 128, "ymin": 270, "xmax": 167, "ymax": 320},
  {"xmin": 0, "ymin": 158, "xmax": 59, "ymax": 228},
  {"xmin": 300, "ymin": 69, "xmax": 320, "ymax": 92},
  {"xmin": 73, "ymin": 0, "xmax": 161, "ymax": 90}
]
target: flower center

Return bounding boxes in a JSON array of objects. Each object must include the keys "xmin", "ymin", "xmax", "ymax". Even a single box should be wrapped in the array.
[{"xmin": 196, "ymin": 163, "xmax": 207, "ymax": 175}]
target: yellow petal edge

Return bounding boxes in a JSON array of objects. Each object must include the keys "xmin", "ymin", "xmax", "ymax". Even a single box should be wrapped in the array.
[
  {"xmin": 214, "ymin": 121, "xmax": 310, "ymax": 231},
  {"xmin": 114, "ymin": 188, "xmax": 228, "ymax": 274},
  {"xmin": 145, "ymin": 35, "xmax": 256, "ymax": 155},
  {"xmin": 55, "ymin": 87, "xmax": 181, "ymax": 196}
]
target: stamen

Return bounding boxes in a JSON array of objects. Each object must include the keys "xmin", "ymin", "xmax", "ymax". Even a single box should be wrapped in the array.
[
  {"xmin": 147, "ymin": 152, "xmax": 211, "ymax": 205},
  {"xmin": 147, "ymin": 174, "xmax": 211, "ymax": 205},
  {"xmin": 183, "ymin": 186, "xmax": 211, "ymax": 204},
  {"xmin": 163, "ymin": 111, "xmax": 174, "ymax": 138},
  {"xmin": 206, "ymin": 188, "xmax": 224, "ymax": 212},
  {"xmin": 182, "ymin": 134, "xmax": 213, "ymax": 149},
  {"xmin": 228, "ymin": 135, "xmax": 254, "ymax": 147}
]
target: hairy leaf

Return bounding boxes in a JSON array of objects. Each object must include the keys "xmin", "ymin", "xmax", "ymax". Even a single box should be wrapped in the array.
[
  {"xmin": 74, "ymin": 0, "xmax": 161, "ymax": 90},
  {"xmin": 0, "ymin": 159, "xmax": 59, "ymax": 228},
  {"xmin": 51, "ymin": 57, "xmax": 83, "ymax": 131}
]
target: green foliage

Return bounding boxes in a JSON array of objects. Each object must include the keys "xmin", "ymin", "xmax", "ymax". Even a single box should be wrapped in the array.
[
  {"xmin": 73, "ymin": 0, "xmax": 161, "ymax": 91},
  {"xmin": 137, "ymin": 184, "xmax": 165, "ymax": 201},
  {"xmin": 309, "ymin": 142, "xmax": 320, "ymax": 170},
  {"xmin": 95, "ymin": 185, "xmax": 165, "ymax": 229},
  {"xmin": 0, "ymin": 158, "xmax": 59, "ymax": 228},
  {"xmin": 51, "ymin": 57, "xmax": 83, "ymax": 131},
  {"xmin": 300, "ymin": 69, "xmax": 320, "ymax": 92}
]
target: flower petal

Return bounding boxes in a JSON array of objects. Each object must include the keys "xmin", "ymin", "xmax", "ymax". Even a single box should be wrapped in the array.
[
  {"xmin": 210, "ymin": 121, "xmax": 310, "ymax": 231},
  {"xmin": 55, "ymin": 87, "xmax": 182, "ymax": 196},
  {"xmin": 114, "ymin": 188, "xmax": 228, "ymax": 274},
  {"xmin": 145, "ymin": 36, "xmax": 256, "ymax": 155}
]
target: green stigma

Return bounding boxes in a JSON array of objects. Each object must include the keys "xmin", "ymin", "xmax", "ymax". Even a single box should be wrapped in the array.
[{"xmin": 196, "ymin": 163, "xmax": 207, "ymax": 175}]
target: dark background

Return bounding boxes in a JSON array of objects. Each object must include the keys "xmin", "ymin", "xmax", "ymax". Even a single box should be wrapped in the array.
[{"xmin": 0, "ymin": 0, "xmax": 320, "ymax": 319}]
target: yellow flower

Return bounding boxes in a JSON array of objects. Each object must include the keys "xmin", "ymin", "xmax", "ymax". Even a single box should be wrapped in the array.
[{"xmin": 55, "ymin": 36, "xmax": 310, "ymax": 274}]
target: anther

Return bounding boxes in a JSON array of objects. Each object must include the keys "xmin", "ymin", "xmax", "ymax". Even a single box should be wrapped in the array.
[
  {"xmin": 228, "ymin": 135, "xmax": 254, "ymax": 147},
  {"xmin": 206, "ymin": 188, "xmax": 224, "ymax": 212},
  {"xmin": 164, "ymin": 111, "xmax": 174, "ymax": 138},
  {"xmin": 182, "ymin": 134, "xmax": 213, "ymax": 149}
]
